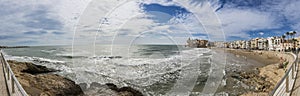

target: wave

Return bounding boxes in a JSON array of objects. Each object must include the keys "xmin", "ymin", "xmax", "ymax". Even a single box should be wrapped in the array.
[
  {"xmin": 56, "ymin": 53, "xmax": 88, "ymax": 59},
  {"xmin": 89, "ymin": 56, "xmax": 122, "ymax": 59},
  {"xmin": 2, "ymin": 47, "xmax": 215, "ymax": 95},
  {"xmin": 40, "ymin": 49, "xmax": 56, "ymax": 54},
  {"xmin": 4, "ymin": 54, "xmax": 72, "ymax": 74},
  {"xmin": 74, "ymin": 48, "xmax": 212, "ymax": 87},
  {"xmin": 56, "ymin": 53, "xmax": 123, "ymax": 60},
  {"xmin": 5, "ymin": 55, "xmax": 66, "ymax": 64}
]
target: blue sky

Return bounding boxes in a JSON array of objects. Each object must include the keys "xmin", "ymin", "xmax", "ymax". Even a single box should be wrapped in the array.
[{"xmin": 0, "ymin": 0, "xmax": 300, "ymax": 46}]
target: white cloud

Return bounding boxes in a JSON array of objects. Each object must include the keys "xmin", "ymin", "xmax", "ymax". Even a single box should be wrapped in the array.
[
  {"xmin": 217, "ymin": 8, "xmax": 281, "ymax": 39},
  {"xmin": 0, "ymin": 0, "xmax": 91, "ymax": 45},
  {"xmin": 259, "ymin": 32, "xmax": 264, "ymax": 36},
  {"xmin": 282, "ymin": 0, "xmax": 300, "ymax": 31},
  {"xmin": 2, "ymin": 0, "xmax": 300, "ymax": 45}
]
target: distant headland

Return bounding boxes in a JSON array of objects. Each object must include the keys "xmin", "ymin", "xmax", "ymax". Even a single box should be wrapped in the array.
[{"xmin": 0, "ymin": 46, "xmax": 29, "ymax": 48}]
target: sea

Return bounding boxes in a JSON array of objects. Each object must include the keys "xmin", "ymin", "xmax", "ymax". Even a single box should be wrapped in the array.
[{"xmin": 2, "ymin": 45, "xmax": 253, "ymax": 96}]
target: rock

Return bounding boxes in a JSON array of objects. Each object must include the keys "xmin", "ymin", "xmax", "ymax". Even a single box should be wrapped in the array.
[
  {"xmin": 8, "ymin": 60, "xmax": 84, "ymax": 96},
  {"xmin": 8, "ymin": 60, "xmax": 144, "ymax": 96},
  {"xmin": 106, "ymin": 83, "xmax": 119, "ymax": 91},
  {"xmin": 21, "ymin": 62, "xmax": 58, "ymax": 74},
  {"xmin": 118, "ymin": 87, "xmax": 143, "ymax": 96},
  {"xmin": 84, "ymin": 82, "xmax": 144, "ymax": 96},
  {"xmin": 238, "ymin": 71, "xmax": 273, "ymax": 92},
  {"xmin": 231, "ymin": 74, "xmax": 242, "ymax": 80}
]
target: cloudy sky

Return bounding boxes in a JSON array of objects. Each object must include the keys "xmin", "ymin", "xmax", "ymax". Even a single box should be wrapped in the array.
[{"xmin": 0, "ymin": 0, "xmax": 299, "ymax": 46}]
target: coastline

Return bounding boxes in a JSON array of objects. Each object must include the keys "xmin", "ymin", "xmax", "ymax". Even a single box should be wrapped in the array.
[
  {"xmin": 4, "ymin": 47, "xmax": 294, "ymax": 95},
  {"xmin": 7, "ymin": 60, "xmax": 143, "ymax": 96},
  {"xmin": 219, "ymin": 48, "xmax": 294, "ymax": 96}
]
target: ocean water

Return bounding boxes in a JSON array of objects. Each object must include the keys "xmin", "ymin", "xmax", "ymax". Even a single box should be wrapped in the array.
[{"xmin": 2, "ymin": 45, "xmax": 233, "ymax": 95}]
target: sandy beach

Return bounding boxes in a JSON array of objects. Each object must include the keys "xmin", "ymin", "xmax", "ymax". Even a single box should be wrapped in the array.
[{"xmin": 221, "ymin": 48, "xmax": 295, "ymax": 96}]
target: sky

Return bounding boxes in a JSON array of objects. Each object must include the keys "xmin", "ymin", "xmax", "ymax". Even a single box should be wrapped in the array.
[{"xmin": 0, "ymin": 0, "xmax": 300, "ymax": 46}]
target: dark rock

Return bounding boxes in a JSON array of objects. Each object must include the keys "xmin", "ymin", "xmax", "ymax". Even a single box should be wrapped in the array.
[
  {"xmin": 21, "ymin": 62, "xmax": 57, "ymax": 74},
  {"xmin": 118, "ymin": 87, "xmax": 143, "ymax": 96},
  {"xmin": 106, "ymin": 83, "xmax": 119, "ymax": 91},
  {"xmin": 85, "ymin": 82, "xmax": 144, "ymax": 96},
  {"xmin": 231, "ymin": 74, "xmax": 242, "ymax": 80},
  {"xmin": 108, "ymin": 56, "xmax": 122, "ymax": 59},
  {"xmin": 33, "ymin": 59, "xmax": 50, "ymax": 63},
  {"xmin": 104, "ymin": 83, "xmax": 143, "ymax": 96}
]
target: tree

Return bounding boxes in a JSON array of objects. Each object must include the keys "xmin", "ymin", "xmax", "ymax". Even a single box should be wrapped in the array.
[
  {"xmin": 286, "ymin": 31, "xmax": 293, "ymax": 51},
  {"xmin": 282, "ymin": 35, "xmax": 286, "ymax": 51},
  {"xmin": 282, "ymin": 35, "xmax": 286, "ymax": 42},
  {"xmin": 291, "ymin": 31, "xmax": 297, "ymax": 50},
  {"xmin": 292, "ymin": 31, "xmax": 297, "ymax": 39},
  {"xmin": 286, "ymin": 31, "xmax": 290, "ymax": 43}
]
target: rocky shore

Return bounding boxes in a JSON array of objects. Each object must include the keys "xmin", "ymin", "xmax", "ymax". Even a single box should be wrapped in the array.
[
  {"xmin": 222, "ymin": 49, "xmax": 294, "ymax": 96},
  {"xmin": 8, "ymin": 60, "xmax": 84, "ymax": 96},
  {"xmin": 8, "ymin": 60, "xmax": 144, "ymax": 96},
  {"xmin": 79, "ymin": 82, "xmax": 143, "ymax": 96}
]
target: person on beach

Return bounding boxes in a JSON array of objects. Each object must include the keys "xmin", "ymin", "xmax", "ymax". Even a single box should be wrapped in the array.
[{"xmin": 279, "ymin": 57, "xmax": 285, "ymax": 68}]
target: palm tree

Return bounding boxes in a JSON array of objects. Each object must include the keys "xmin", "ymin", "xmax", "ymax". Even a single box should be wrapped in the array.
[
  {"xmin": 286, "ymin": 32, "xmax": 290, "ymax": 42},
  {"xmin": 286, "ymin": 31, "xmax": 293, "ymax": 51},
  {"xmin": 282, "ymin": 35, "xmax": 286, "ymax": 51},
  {"xmin": 282, "ymin": 35, "xmax": 286, "ymax": 42},
  {"xmin": 292, "ymin": 31, "xmax": 297, "ymax": 39},
  {"xmin": 291, "ymin": 31, "xmax": 297, "ymax": 51}
]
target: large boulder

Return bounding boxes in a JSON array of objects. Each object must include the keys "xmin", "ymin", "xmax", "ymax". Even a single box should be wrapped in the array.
[{"xmin": 8, "ymin": 60, "xmax": 84, "ymax": 96}]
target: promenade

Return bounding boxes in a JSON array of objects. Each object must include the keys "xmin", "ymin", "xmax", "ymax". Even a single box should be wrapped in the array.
[
  {"xmin": 291, "ymin": 54, "xmax": 300, "ymax": 95},
  {"xmin": 0, "ymin": 51, "xmax": 27, "ymax": 96},
  {"xmin": 0, "ymin": 56, "xmax": 8, "ymax": 96}
]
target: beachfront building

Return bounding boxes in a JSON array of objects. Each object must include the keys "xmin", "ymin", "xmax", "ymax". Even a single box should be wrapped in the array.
[
  {"xmin": 246, "ymin": 41, "xmax": 251, "ymax": 50},
  {"xmin": 282, "ymin": 40, "xmax": 293, "ymax": 51},
  {"xmin": 267, "ymin": 37, "xmax": 283, "ymax": 51},
  {"xmin": 250, "ymin": 38, "xmax": 259, "ymax": 50},
  {"xmin": 214, "ymin": 42, "xmax": 227, "ymax": 48},
  {"xmin": 233, "ymin": 40, "xmax": 246, "ymax": 49},
  {"xmin": 241, "ymin": 40, "xmax": 247, "ymax": 49},
  {"xmin": 267, "ymin": 37, "xmax": 275, "ymax": 51},
  {"xmin": 258, "ymin": 38, "xmax": 268, "ymax": 50},
  {"xmin": 235, "ymin": 40, "xmax": 241, "ymax": 49},
  {"xmin": 224, "ymin": 42, "xmax": 230, "ymax": 48},
  {"xmin": 229, "ymin": 42, "xmax": 235, "ymax": 49},
  {"xmin": 215, "ymin": 31, "xmax": 300, "ymax": 52},
  {"xmin": 186, "ymin": 38, "xmax": 208, "ymax": 48},
  {"xmin": 274, "ymin": 37, "xmax": 283, "ymax": 51},
  {"xmin": 296, "ymin": 37, "xmax": 300, "ymax": 49}
]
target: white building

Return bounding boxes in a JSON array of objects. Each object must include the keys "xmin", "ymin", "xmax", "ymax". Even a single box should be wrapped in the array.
[
  {"xmin": 246, "ymin": 41, "xmax": 251, "ymax": 50},
  {"xmin": 267, "ymin": 37, "xmax": 275, "ymax": 51},
  {"xmin": 274, "ymin": 37, "xmax": 282, "ymax": 51},
  {"xmin": 258, "ymin": 38, "xmax": 268, "ymax": 50}
]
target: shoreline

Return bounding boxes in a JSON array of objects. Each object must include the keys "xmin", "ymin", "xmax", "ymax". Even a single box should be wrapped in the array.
[
  {"xmin": 218, "ymin": 48, "xmax": 294, "ymax": 96},
  {"xmin": 7, "ymin": 60, "xmax": 143, "ymax": 96},
  {"xmin": 5, "ymin": 47, "xmax": 294, "ymax": 95}
]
